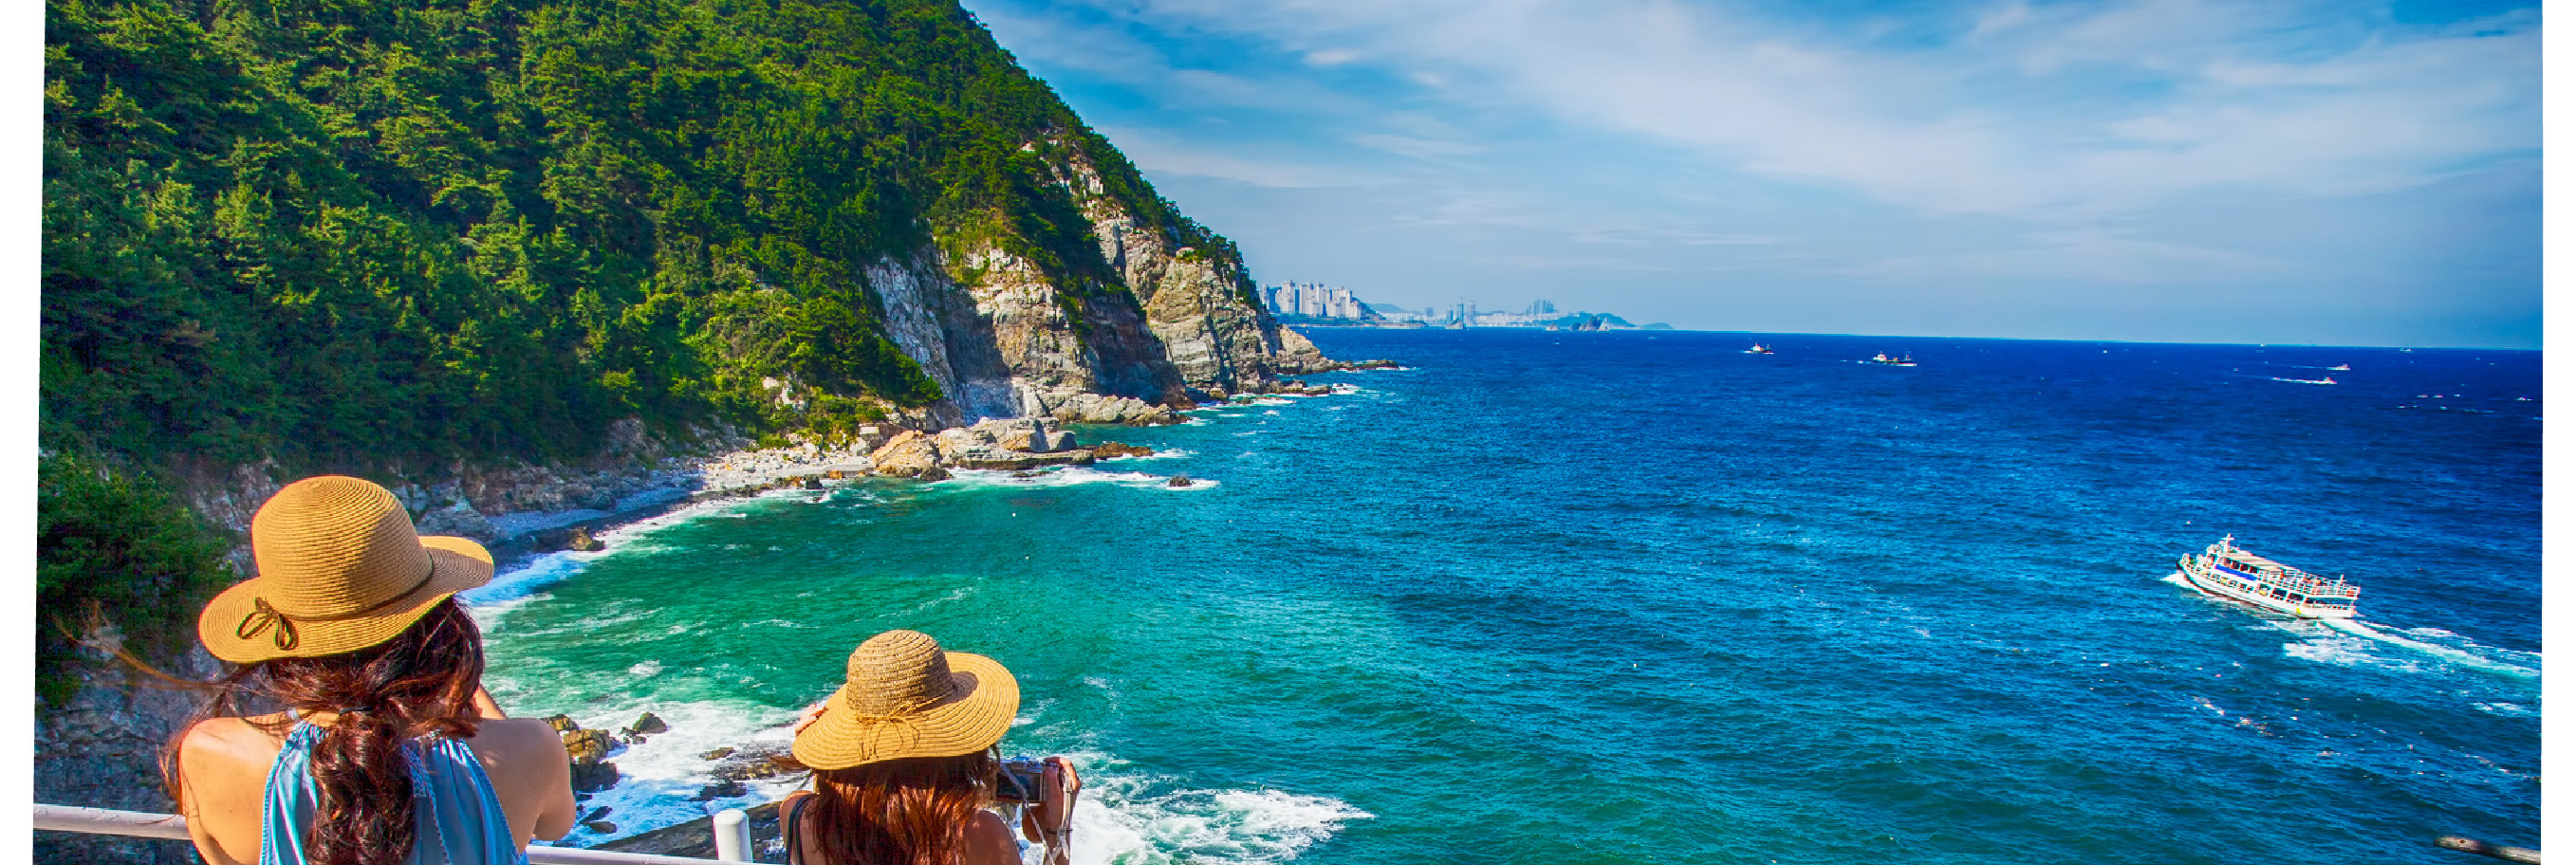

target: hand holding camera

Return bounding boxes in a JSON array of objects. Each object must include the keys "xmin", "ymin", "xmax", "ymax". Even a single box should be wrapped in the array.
[{"xmin": 1002, "ymin": 756, "xmax": 1082, "ymax": 864}]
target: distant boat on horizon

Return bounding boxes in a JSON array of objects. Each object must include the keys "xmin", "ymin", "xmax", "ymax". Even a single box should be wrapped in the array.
[
  {"xmin": 1863, "ymin": 352, "xmax": 1917, "ymax": 367},
  {"xmin": 1746, "ymin": 343, "xmax": 1773, "ymax": 355}
]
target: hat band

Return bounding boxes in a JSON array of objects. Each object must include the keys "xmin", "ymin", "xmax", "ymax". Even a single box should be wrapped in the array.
[{"xmin": 235, "ymin": 558, "xmax": 443, "ymax": 653}]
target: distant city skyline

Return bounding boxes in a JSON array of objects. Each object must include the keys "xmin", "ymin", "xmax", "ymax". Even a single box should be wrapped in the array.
[
  {"xmin": 1259, "ymin": 283, "xmax": 1653, "ymax": 328},
  {"xmin": 964, "ymin": 0, "xmax": 2539, "ymax": 349}
]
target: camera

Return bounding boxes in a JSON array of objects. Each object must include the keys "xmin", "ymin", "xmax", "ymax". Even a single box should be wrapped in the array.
[{"xmin": 992, "ymin": 758, "xmax": 1049, "ymax": 803}]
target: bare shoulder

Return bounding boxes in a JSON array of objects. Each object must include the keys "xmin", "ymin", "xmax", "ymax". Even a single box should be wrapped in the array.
[
  {"xmin": 180, "ymin": 715, "xmax": 289, "ymax": 764},
  {"xmin": 964, "ymin": 810, "xmax": 1020, "ymax": 865}
]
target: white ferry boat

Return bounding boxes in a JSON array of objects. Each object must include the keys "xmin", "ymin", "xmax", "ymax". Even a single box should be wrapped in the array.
[
  {"xmin": 1863, "ymin": 352, "xmax": 1917, "ymax": 367},
  {"xmin": 2175, "ymin": 535, "xmax": 2360, "ymax": 619}
]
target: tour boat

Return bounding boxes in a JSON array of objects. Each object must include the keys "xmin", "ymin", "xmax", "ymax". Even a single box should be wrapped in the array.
[
  {"xmin": 1863, "ymin": 352, "xmax": 1917, "ymax": 367},
  {"xmin": 2175, "ymin": 535, "xmax": 2359, "ymax": 619},
  {"xmin": 1746, "ymin": 343, "xmax": 1773, "ymax": 355}
]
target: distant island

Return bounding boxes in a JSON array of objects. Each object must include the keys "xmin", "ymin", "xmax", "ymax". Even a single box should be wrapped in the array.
[{"xmin": 1261, "ymin": 283, "xmax": 1673, "ymax": 330}]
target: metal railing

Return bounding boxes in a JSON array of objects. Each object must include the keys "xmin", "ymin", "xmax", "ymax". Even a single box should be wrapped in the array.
[{"xmin": 35, "ymin": 803, "xmax": 755, "ymax": 864}]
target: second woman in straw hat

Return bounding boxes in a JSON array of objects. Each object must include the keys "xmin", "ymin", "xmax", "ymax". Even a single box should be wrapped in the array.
[{"xmin": 785, "ymin": 629, "xmax": 1082, "ymax": 865}]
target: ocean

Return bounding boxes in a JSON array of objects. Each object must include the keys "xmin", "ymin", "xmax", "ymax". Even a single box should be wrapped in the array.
[{"xmin": 462, "ymin": 329, "xmax": 2541, "ymax": 864}]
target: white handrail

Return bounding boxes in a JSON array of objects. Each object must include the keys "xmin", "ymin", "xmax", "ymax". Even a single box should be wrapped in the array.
[{"xmin": 34, "ymin": 803, "xmax": 744, "ymax": 865}]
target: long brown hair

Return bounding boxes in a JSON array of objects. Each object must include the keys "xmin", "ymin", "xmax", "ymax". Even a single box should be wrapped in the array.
[
  {"xmin": 163, "ymin": 598, "xmax": 487, "ymax": 865},
  {"xmin": 802, "ymin": 750, "xmax": 998, "ymax": 865}
]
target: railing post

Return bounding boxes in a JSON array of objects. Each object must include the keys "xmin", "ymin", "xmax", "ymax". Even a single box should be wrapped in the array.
[{"xmin": 712, "ymin": 808, "xmax": 751, "ymax": 862}]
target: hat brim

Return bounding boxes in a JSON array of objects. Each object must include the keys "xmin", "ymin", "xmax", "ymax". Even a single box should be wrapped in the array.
[
  {"xmin": 791, "ymin": 652, "xmax": 1020, "ymax": 770},
  {"xmin": 197, "ymin": 536, "xmax": 494, "ymax": 664}
]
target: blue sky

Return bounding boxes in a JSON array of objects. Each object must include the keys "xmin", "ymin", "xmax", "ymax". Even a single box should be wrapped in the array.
[{"xmin": 956, "ymin": 0, "xmax": 2540, "ymax": 347}]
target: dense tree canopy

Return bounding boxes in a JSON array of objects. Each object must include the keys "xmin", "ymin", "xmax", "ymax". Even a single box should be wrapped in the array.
[{"xmin": 44, "ymin": 0, "xmax": 1234, "ymax": 472}]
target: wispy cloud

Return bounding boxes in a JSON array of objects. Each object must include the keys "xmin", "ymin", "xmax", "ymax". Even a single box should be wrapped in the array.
[
  {"xmin": 1056, "ymin": 0, "xmax": 2534, "ymax": 217},
  {"xmin": 960, "ymin": 0, "xmax": 2538, "ymax": 346}
]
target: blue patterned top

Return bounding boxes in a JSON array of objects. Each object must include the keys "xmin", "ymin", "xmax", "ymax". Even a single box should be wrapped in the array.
[{"xmin": 259, "ymin": 721, "xmax": 525, "ymax": 865}]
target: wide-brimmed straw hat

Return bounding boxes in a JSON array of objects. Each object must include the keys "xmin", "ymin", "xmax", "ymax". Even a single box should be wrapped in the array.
[
  {"xmin": 196, "ymin": 475, "xmax": 494, "ymax": 664},
  {"xmin": 791, "ymin": 630, "xmax": 1020, "ymax": 770}
]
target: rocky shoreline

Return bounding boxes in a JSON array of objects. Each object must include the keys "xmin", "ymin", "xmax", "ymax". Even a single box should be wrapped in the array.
[{"xmin": 445, "ymin": 366, "xmax": 1395, "ymax": 564}]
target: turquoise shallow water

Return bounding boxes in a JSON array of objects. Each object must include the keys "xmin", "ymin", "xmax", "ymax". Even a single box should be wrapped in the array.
[{"xmin": 468, "ymin": 330, "xmax": 2540, "ymax": 864}]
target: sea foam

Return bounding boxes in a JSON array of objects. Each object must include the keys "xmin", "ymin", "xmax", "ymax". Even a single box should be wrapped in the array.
[
  {"xmin": 1046, "ymin": 754, "xmax": 1371, "ymax": 865},
  {"xmin": 942, "ymin": 468, "xmax": 1218, "ymax": 491}
]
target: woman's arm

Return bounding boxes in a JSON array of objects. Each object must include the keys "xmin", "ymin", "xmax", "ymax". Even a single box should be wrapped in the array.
[
  {"xmin": 528, "ymin": 723, "xmax": 578, "ymax": 841},
  {"xmin": 1016, "ymin": 757, "xmax": 1082, "ymax": 864},
  {"xmin": 473, "ymin": 686, "xmax": 508, "ymax": 719}
]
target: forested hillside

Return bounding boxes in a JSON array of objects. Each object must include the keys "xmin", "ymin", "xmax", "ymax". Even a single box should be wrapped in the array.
[
  {"xmin": 45, "ymin": 0, "xmax": 1248, "ymax": 470},
  {"xmin": 37, "ymin": 7, "xmax": 1310, "ymax": 826}
]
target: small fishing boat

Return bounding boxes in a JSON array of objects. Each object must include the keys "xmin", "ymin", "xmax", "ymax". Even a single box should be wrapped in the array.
[
  {"xmin": 1745, "ymin": 343, "xmax": 1773, "ymax": 355},
  {"xmin": 2327, "ymin": 363, "xmax": 2351, "ymax": 371},
  {"xmin": 1863, "ymin": 352, "xmax": 1917, "ymax": 367},
  {"xmin": 2175, "ymin": 535, "xmax": 2359, "ymax": 619}
]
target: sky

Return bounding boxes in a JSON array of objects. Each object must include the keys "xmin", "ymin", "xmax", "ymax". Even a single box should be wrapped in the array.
[{"xmin": 955, "ymin": 0, "xmax": 2542, "ymax": 348}]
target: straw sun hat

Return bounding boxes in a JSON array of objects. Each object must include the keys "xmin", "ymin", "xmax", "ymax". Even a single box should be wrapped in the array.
[
  {"xmin": 792, "ymin": 631, "xmax": 1021, "ymax": 770},
  {"xmin": 196, "ymin": 475, "xmax": 494, "ymax": 664}
]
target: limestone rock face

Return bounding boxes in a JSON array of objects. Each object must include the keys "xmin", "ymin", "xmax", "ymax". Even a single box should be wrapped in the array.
[{"xmin": 849, "ymin": 144, "xmax": 1333, "ymax": 428}]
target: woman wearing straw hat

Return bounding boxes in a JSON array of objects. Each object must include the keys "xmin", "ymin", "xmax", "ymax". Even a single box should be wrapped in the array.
[
  {"xmin": 784, "ymin": 630, "xmax": 1083, "ymax": 865},
  {"xmin": 165, "ymin": 476, "xmax": 578, "ymax": 865}
]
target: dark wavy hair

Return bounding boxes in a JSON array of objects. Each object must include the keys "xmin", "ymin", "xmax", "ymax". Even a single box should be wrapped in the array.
[
  {"xmin": 803, "ymin": 749, "xmax": 998, "ymax": 865},
  {"xmin": 163, "ymin": 598, "xmax": 487, "ymax": 865}
]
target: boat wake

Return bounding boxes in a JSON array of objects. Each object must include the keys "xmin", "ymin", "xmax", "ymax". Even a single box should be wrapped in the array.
[
  {"xmin": 2167, "ymin": 573, "xmax": 2540, "ymax": 681},
  {"xmin": 2316, "ymin": 618, "xmax": 2539, "ymax": 680},
  {"xmin": 2268, "ymin": 376, "xmax": 2337, "ymax": 385}
]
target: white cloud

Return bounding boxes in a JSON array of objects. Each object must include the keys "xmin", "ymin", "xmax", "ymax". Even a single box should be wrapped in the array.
[{"xmin": 1057, "ymin": 0, "xmax": 2537, "ymax": 220}]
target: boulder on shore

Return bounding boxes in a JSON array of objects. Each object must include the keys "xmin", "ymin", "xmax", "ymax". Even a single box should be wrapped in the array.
[
  {"xmin": 947, "ymin": 448, "xmax": 1096, "ymax": 470},
  {"xmin": 869, "ymin": 431, "xmax": 941, "ymax": 477},
  {"xmin": 1091, "ymin": 442, "xmax": 1155, "ymax": 459},
  {"xmin": 547, "ymin": 715, "xmax": 620, "ymax": 793},
  {"xmin": 622, "ymin": 711, "xmax": 669, "ymax": 738}
]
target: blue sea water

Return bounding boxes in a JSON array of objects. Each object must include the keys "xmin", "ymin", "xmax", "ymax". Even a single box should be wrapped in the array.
[{"xmin": 466, "ymin": 330, "xmax": 2541, "ymax": 864}]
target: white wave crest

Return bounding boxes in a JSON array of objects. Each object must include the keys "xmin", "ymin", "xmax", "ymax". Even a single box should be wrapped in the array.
[
  {"xmin": 458, "ymin": 550, "xmax": 605, "ymax": 615},
  {"xmin": 1100, "ymin": 449, "xmax": 1193, "ymax": 461},
  {"xmin": 1054, "ymin": 759, "xmax": 1370, "ymax": 865},
  {"xmin": 941, "ymin": 468, "xmax": 1217, "ymax": 490}
]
